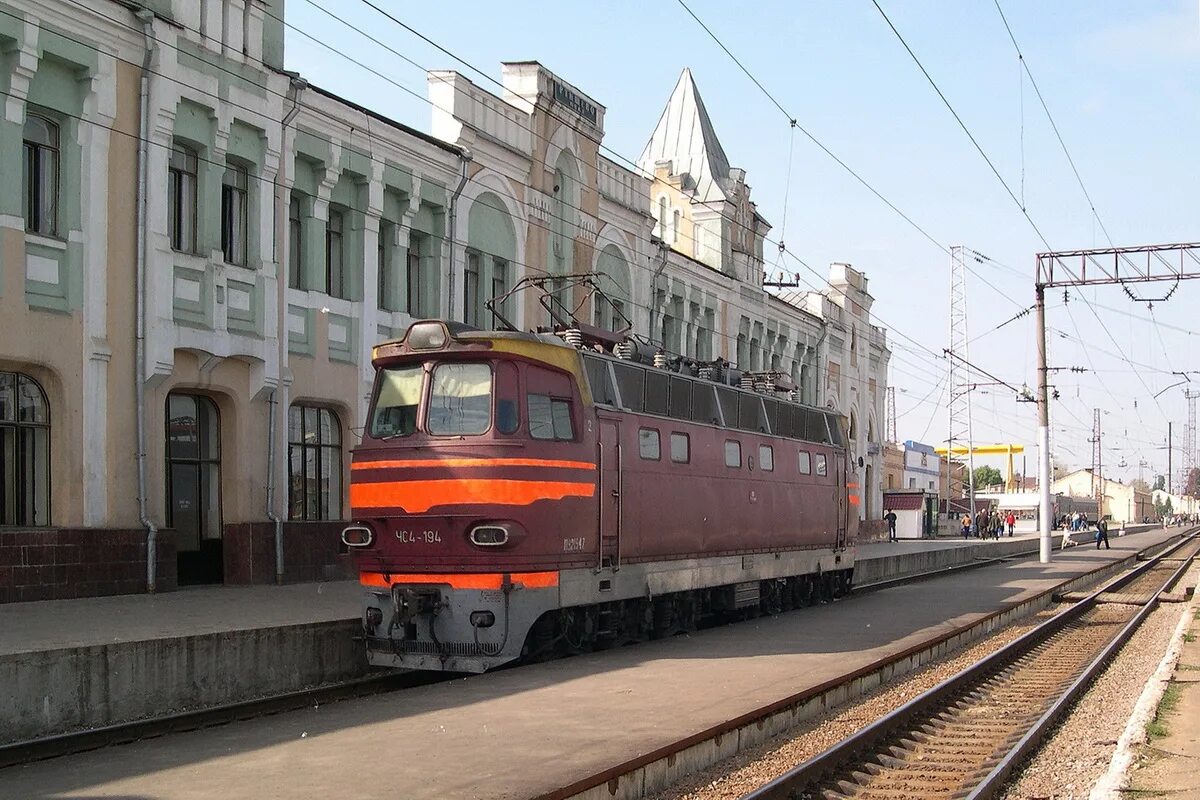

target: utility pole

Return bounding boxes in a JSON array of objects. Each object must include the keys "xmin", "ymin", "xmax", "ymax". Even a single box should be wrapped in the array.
[
  {"xmin": 948, "ymin": 246, "xmax": 977, "ymax": 522},
  {"xmin": 1036, "ymin": 284, "xmax": 1051, "ymax": 562},
  {"xmin": 1185, "ymin": 389, "xmax": 1199, "ymax": 491},
  {"xmin": 1168, "ymin": 421, "xmax": 1173, "ymax": 495},
  {"xmin": 1091, "ymin": 408, "xmax": 1103, "ymax": 520}
]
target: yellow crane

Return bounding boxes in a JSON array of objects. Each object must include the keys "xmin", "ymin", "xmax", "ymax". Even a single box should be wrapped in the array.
[{"xmin": 934, "ymin": 444, "xmax": 1026, "ymax": 491}]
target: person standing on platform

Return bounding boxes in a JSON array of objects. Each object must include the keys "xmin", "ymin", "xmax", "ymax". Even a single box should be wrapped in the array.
[
  {"xmin": 884, "ymin": 509, "xmax": 898, "ymax": 542},
  {"xmin": 975, "ymin": 508, "xmax": 988, "ymax": 540},
  {"xmin": 961, "ymin": 512, "xmax": 972, "ymax": 539},
  {"xmin": 1096, "ymin": 517, "xmax": 1110, "ymax": 549},
  {"xmin": 1005, "ymin": 511, "xmax": 1016, "ymax": 537},
  {"xmin": 990, "ymin": 509, "xmax": 1003, "ymax": 539}
]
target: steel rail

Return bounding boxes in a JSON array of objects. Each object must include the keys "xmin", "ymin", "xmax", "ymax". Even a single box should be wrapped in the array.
[{"xmin": 743, "ymin": 532, "xmax": 1199, "ymax": 800}]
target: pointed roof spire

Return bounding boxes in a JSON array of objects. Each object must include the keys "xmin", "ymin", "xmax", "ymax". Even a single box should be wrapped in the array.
[{"xmin": 639, "ymin": 68, "xmax": 734, "ymax": 204}]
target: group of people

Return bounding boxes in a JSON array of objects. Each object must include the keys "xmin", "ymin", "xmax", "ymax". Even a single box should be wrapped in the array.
[
  {"xmin": 1060, "ymin": 511, "xmax": 1092, "ymax": 531},
  {"xmin": 959, "ymin": 508, "xmax": 1016, "ymax": 539}
]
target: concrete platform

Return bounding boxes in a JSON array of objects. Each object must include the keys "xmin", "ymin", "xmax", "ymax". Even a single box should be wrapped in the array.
[
  {"xmin": 0, "ymin": 581, "xmax": 364, "ymax": 744},
  {"xmin": 0, "ymin": 526, "xmax": 1182, "ymax": 800}
]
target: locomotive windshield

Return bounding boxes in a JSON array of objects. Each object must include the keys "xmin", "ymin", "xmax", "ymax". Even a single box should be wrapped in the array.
[
  {"xmin": 370, "ymin": 365, "xmax": 424, "ymax": 438},
  {"xmin": 427, "ymin": 362, "xmax": 492, "ymax": 435}
]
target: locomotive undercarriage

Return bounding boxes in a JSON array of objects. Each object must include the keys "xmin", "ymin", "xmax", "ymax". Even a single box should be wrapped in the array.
[{"xmin": 521, "ymin": 568, "xmax": 853, "ymax": 663}]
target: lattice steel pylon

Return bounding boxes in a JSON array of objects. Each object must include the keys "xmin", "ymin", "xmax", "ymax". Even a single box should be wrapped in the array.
[
  {"xmin": 1184, "ymin": 389, "xmax": 1198, "ymax": 490},
  {"xmin": 947, "ymin": 246, "xmax": 977, "ymax": 517},
  {"xmin": 886, "ymin": 386, "xmax": 897, "ymax": 443}
]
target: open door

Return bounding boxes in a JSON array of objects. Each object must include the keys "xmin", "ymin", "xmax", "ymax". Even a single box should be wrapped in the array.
[
  {"xmin": 597, "ymin": 418, "xmax": 621, "ymax": 569},
  {"xmin": 834, "ymin": 452, "xmax": 848, "ymax": 550}
]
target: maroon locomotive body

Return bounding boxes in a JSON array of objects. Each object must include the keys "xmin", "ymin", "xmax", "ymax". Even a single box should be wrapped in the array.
[{"xmin": 345, "ymin": 320, "xmax": 857, "ymax": 672}]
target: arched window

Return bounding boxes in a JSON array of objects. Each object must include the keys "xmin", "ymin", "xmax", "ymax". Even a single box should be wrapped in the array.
[
  {"xmin": 23, "ymin": 113, "xmax": 59, "ymax": 236},
  {"xmin": 671, "ymin": 209, "xmax": 681, "ymax": 245},
  {"xmin": 288, "ymin": 405, "xmax": 343, "ymax": 520},
  {"xmin": 0, "ymin": 372, "xmax": 50, "ymax": 526},
  {"xmin": 657, "ymin": 196, "xmax": 667, "ymax": 239}
]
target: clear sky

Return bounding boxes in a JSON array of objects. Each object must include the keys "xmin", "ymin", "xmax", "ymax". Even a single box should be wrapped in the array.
[{"xmin": 283, "ymin": 0, "xmax": 1200, "ymax": 486}]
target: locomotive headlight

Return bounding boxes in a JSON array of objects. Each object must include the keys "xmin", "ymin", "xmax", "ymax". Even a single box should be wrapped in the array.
[
  {"xmin": 470, "ymin": 525, "xmax": 509, "ymax": 546},
  {"xmin": 469, "ymin": 610, "xmax": 496, "ymax": 628},
  {"xmin": 341, "ymin": 525, "xmax": 374, "ymax": 548},
  {"xmin": 406, "ymin": 321, "xmax": 448, "ymax": 350}
]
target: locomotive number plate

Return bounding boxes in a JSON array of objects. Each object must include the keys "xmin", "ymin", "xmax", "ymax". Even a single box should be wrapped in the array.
[
  {"xmin": 562, "ymin": 537, "xmax": 587, "ymax": 552},
  {"xmin": 395, "ymin": 529, "xmax": 442, "ymax": 544}
]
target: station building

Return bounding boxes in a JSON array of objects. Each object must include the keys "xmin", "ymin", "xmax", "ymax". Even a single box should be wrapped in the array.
[{"xmin": 0, "ymin": 0, "xmax": 889, "ymax": 601}]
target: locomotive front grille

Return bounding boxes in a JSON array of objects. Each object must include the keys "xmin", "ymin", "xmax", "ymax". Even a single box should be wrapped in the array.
[{"xmin": 366, "ymin": 636, "xmax": 503, "ymax": 658}]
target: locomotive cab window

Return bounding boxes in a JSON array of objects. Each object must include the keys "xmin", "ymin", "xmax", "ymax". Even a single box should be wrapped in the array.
[
  {"xmin": 427, "ymin": 363, "xmax": 492, "ymax": 436},
  {"xmin": 528, "ymin": 394, "xmax": 574, "ymax": 440},
  {"xmin": 798, "ymin": 450, "xmax": 812, "ymax": 475},
  {"xmin": 815, "ymin": 453, "xmax": 828, "ymax": 477},
  {"xmin": 369, "ymin": 365, "xmax": 424, "ymax": 438},
  {"xmin": 724, "ymin": 439, "xmax": 741, "ymax": 468},
  {"xmin": 638, "ymin": 428, "xmax": 661, "ymax": 460},
  {"xmin": 759, "ymin": 445, "xmax": 774, "ymax": 472}
]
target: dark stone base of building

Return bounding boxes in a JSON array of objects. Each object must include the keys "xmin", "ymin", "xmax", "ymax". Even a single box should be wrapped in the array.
[
  {"xmin": 0, "ymin": 528, "xmax": 178, "ymax": 603},
  {"xmin": 0, "ymin": 522, "xmax": 354, "ymax": 603}
]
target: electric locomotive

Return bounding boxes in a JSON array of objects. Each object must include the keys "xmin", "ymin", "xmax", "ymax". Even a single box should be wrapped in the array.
[{"xmin": 344, "ymin": 318, "xmax": 857, "ymax": 672}]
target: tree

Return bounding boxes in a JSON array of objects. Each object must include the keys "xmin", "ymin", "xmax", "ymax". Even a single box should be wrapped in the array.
[
  {"xmin": 1154, "ymin": 496, "xmax": 1174, "ymax": 519},
  {"xmin": 1187, "ymin": 468, "xmax": 1200, "ymax": 498},
  {"xmin": 972, "ymin": 465, "xmax": 1003, "ymax": 490},
  {"xmin": 1153, "ymin": 474, "xmax": 1166, "ymax": 491}
]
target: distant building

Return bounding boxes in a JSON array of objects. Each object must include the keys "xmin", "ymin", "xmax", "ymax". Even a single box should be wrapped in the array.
[
  {"xmin": 1052, "ymin": 469, "xmax": 1153, "ymax": 525},
  {"xmin": 901, "ymin": 441, "xmax": 941, "ymax": 494}
]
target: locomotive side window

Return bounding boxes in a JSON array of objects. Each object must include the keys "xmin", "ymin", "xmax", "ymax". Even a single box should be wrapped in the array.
[
  {"xmin": 759, "ymin": 445, "xmax": 774, "ymax": 472},
  {"xmin": 582, "ymin": 355, "xmax": 617, "ymax": 406},
  {"xmin": 668, "ymin": 375, "xmax": 692, "ymax": 420},
  {"xmin": 670, "ymin": 432, "xmax": 690, "ymax": 463},
  {"xmin": 798, "ymin": 451, "xmax": 812, "ymax": 474},
  {"xmin": 612, "ymin": 363, "xmax": 645, "ymax": 413},
  {"xmin": 763, "ymin": 399, "xmax": 783, "ymax": 436},
  {"xmin": 644, "ymin": 370, "xmax": 669, "ymax": 416},
  {"xmin": 495, "ymin": 361, "xmax": 520, "ymax": 435},
  {"xmin": 815, "ymin": 453, "xmax": 828, "ymax": 476},
  {"xmin": 369, "ymin": 365, "xmax": 424, "ymax": 438},
  {"xmin": 427, "ymin": 363, "xmax": 492, "ymax": 436},
  {"xmin": 715, "ymin": 386, "xmax": 737, "ymax": 428},
  {"xmin": 528, "ymin": 394, "xmax": 574, "ymax": 440},
  {"xmin": 724, "ymin": 439, "xmax": 741, "ymax": 468},
  {"xmin": 638, "ymin": 428, "xmax": 661, "ymax": 460},
  {"xmin": 826, "ymin": 413, "xmax": 846, "ymax": 447},
  {"xmin": 692, "ymin": 383, "xmax": 720, "ymax": 425},
  {"xmin": 738, "ymin": 394, "xmax": 767, "ymax": 433},
  {"xmin": 804, "ymin": 409, "xmax": 832, "ymax": 445}
]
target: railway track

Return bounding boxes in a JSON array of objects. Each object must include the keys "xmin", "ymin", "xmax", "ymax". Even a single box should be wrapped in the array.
[{"xmin": 743, "ymin": 533, "xmax": 1200, "ymax": 800}]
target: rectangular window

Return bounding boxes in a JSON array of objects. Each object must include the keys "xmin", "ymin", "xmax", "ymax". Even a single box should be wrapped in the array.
[
  {"xmin": 492, "ymin": 258, "xmax": 508, "ymax": 327},
  {"xmin": 22, "ymin": 114, "xmax": 59, "ymax": 237},
  {"xmin": 815, "ymin": 453, "xmax": 828, "ymax": 477},
  {"xmin": 763, "ymin": 400, "xmax": 783, "ymax": 436},
  {"xmin": 692, "ymin": 384, "xmax": 719, "ymax": 426},
  {"xmin": 909, "ymin": 478, "xmax": 916, "ymax": 488},
  {"xmin": 464, "ymin": 251, "xmax": 480, "ymax": 326},
  {"xmin": 288, "ymin": 194, "xmax": 303, "ymax": 288},
  {"xmin": 221, "ymin": 163, "xmax": 249, "ymax": 266},
  {"xmin": 724, "ymin": 440, "xmax": 741, "ymax": 468},
  {"xmin": 369, "ymin": 365, "xmax": 424, "ymax": 438},
  {"xmin": 613, "ymin": 363, "xmax": 645, "ymax": 413},
  {"xmin": 826, "ymin": 413, "xmax": 845, "ymax": 447},
  {"xmin": 377, "ymin": 221, "xmax": 392, "ymax": 310},
  {"xmin": 738, "ymin": 394, "xmax": 767, "ymax": 432},
  {"xmin": 528, "ymin": 394, "xmax": 574, "ymax": 441},
  {"xmin": 644, "ymin": 370, "xmax": 668, "ymax": 416},
  {"xmin": 287, "ymin": 405, "xmax": 343, "ymax": 521},
  {"xmin": 169, "ymin": 144, "xmax": 198, "ymax": 253},
  {"xmin": 670, "ymin": 432, "xmax": 689, "ymax": 463},
  {"xmin": 668, "ymin": 376, "xmax": 691, "ymax": 420},
  {"xmin": 798, "ymin": 451, "xmax": 811, "ymax": 475},
  {"xmin": 326, "ymin": 208, "xmax": 345, "ymax": 298},
  {"xmin": 715, "ymin": 387, "xmax": 738, "ymax": 428},
  {"xmin": 638, "ymin": 428, "xmax": 661, "ymax": 460},
  {"xmin": 759, "ymin": 445, "xmax": 774, "ymax": 472},
  {"xmin": 582, "ymin": 355, "xmax": 617, "ymax": 407},
  {"xmin": 406, "ymin": 240, "xmax": 422, "ymax": 316},
  {"xmin": 428, "ymin": 362, "xmax": 492, "ymax": 436}
]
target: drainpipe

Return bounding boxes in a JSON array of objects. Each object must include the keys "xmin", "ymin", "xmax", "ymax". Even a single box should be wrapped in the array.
[
  {"xmin": 135, "ymin": 9, "xmax": 158, "ymax": 592},
  {"xmin": 268, "ymin": 76, "xmax": 306, "ymax": 585},
  {"xmin": 445, "ymin": 150, "xmax": 472, "ymax": 321},
  {"xmin": 649, "ymin": 241, "xmax": 669, "ymax": 346}
]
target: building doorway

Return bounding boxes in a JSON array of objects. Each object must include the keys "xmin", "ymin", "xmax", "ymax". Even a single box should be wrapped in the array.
[{"xmin": 166, "ymin": 393, "xmax": 223, "ymax": 584}]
